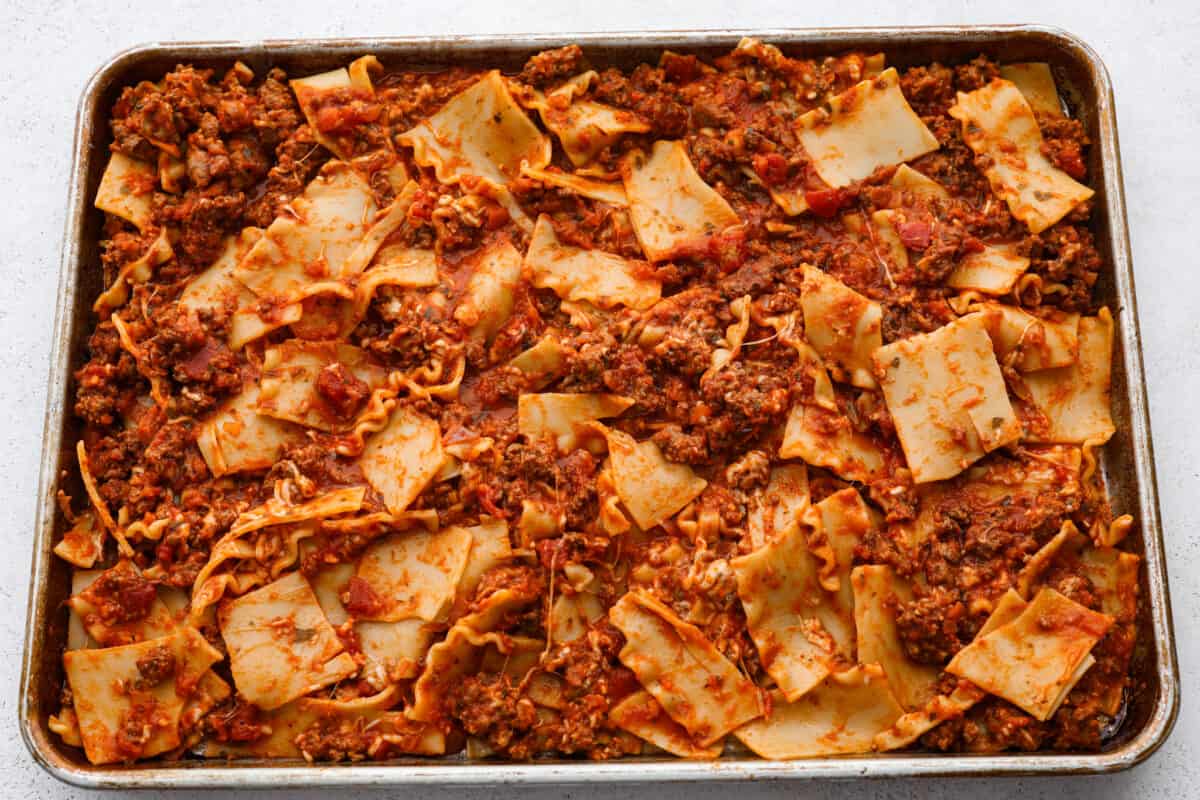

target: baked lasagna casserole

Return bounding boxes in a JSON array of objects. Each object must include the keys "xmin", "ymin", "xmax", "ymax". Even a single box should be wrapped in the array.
[{"xmin": 51, "ymin": 40, "xmax": 1138, "ymax": 765}]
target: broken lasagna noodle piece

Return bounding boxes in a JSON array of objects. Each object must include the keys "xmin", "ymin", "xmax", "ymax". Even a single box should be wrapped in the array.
[{"xmin": 58, "ymin": 40, "xmax": 1134, "ymax": 766}]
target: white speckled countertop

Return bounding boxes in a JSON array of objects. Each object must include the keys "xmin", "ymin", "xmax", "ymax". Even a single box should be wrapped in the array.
[{"xmin": 2, "ymin": 1, "xmax": 1195, "ymax": 797}]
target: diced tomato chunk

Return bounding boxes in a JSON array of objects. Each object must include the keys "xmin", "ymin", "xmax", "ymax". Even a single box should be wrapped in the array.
[{"xmin": 804, "ymin": 188, "xmax": 851, "ymax": 218}]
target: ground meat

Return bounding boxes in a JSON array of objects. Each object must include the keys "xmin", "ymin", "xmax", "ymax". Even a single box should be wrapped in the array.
[
  {"xmin": 895, "ymin": 586, "xmax": 968, "ymax": 665},
  {"xmin": 114, "ymin": 700, "xmax": 162, "ymax": 760},
  {"xmin": 725, "ymin": 449, "xmax": 770, "ymax": 491},
  {"xmin": 652, "ymin": 423, "xmax": 710, "ymax": 464},
  {"xmin": 316, "ymin": 362, "xmax": 370, "ymax": 420},
  {"xmin": 1039, "ymin": 114, "xmax": 1089, "ymax": 180},
  {"xmin": 698, "ymin": 360, "xmax": 794, "ymax": 457},
  {"xmin": 900, "ymin": 63, "xmax": 957, "ymax": 117},
  {"xmin": 518, "ymin": 45, "xmax": 587, "ymax": 88},
  {"xmin": 954, "ymin": 55, "xmax": 1001, "ymax": 92},
  {"xmin": 448, "ymin": 673, "xmax": 539, "ymax": 756},
  {"xmin": 204, "ymin": 698, "xmax": 270, "ymax": 743},
  {"xmin": 80, "ymin": 563, "xmax": 158, "ymax": 626},
  {"xmin": 134, "ymin": 646, "xmax": 177, "ymax": 689}
]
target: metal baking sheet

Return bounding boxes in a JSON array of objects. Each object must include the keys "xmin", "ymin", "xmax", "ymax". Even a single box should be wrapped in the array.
[{"xmin": 19, "ymin": 25, "xmax": 1179, "ymax": 789}]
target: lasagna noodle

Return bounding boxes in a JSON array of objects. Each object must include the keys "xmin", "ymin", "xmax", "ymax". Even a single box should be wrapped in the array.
[
  {"xmin": 358, "ymin": 404, "xmax": 445, "ymax": 515},
  {"xmin": 851, "ymin": 565, "xmax": 939, "ymax": 711},
  {"xmin": 218, "ymin": 571, "xmax": 358, "ymax": 711},
  {"xmin": 609, "ymin": 690, "xmax": 723, "ymax": 759},
  {"xmin": 64, "ymin": 626, "xmax": 222, "ymax": 765},
  {"xmin": 890, "ymin": 164, "xmax": 950, "ymax": 200},
  {"xmin": 874, "ymin": 589, "xmax": 1030, "ymax": 750},
  {"xmin": 949, "ymin": 79, "xmax": 1093, "ymax": 233},
  {"xmin": 67, "ymin": 560, "xmax": 177, "ymax": 647},
  {"xmin": 93, "ymin": 228, "xmax": 173, "ymax": 314},
  {"xmin": 199, "ymin": 686, "xmax": 444, "ymax": 759},
  {"xmin": 179, "ymin": 228, "xmax": 264, "ymax": 321},
  {"xmin": 609, "ymin": 591, "xmax": 761, "ymax": 745},
  {"xmin": 520, "ymin": 164, "xmax": 629, "ymax": 205},
  {"xmin": 811, "ymin": 488, "xmax": 874, "ymax": 605},
  {"xmin": 901, "ymin": 445, "xmax": 1082, "ymax": 551},
  {"xmin": 946, "ymin": 243, "xmax": 1031, "ymax": 295},
  {"xmin": 745, "ymin": 463, "xmax": 810, "ymax": 550},
  {"xmin": 349, "ymin": 245, "xmax": 440, "ymax": 327},
  {"xmin": 731, "ymin": 492, "xmax": 861, "ymax": 703},
  {"xmin": 603, "ymin": 428, "xmax": 707, "ymax": 530},
  {"xmin": 946, "ymin": 587, "xmax": 1112, "ymax": 720},
  {"xmin": 622, "ymin": 140, "xmax": 740, "ymax": 262},
  {"xmin": 998, "ymin": 63, "xmax": 1063, "ymax": 118},
  {"xmin": 526, "ymin": 215, "xmax": 661, "ymax": 310},
  {"xmin": 54, "ymin": 511, "xmax": 104, "ymax": 570},
  {"xmin": 779, "ymin": 338, "xmax": 886, "ymax": 482},
  {"xmin": 518, "ymin": 392, "xmax": 634, "ymax": 453},
  {"xmin": 971, "ymin": 302, "xmax": 1080, "ymax": 371},
  {"xmin": 1024, "ymin": 309, "xmax": 1116, "ymax": 444},
  {"xmin": 354, "ymin": 525, "xmax": 474, "ymax": 622},
  {"xmin": 257, "ymin": 340, "xmax": 387, "ymax": 431},
  {"xmin": 796, "ymin": 68, "xmax": 939, "ymax": 188},
  {"xmin": 94, "ymin": 152, "xmax": 157, "ymax": 231},
  {"xmin": 526, "ymin": 72, "xmax": 652, "ymax": 166},
  {"xmin": 453, "ymin": 238, "xmax": 524, "ymax": 343},
  {"xmin": 290, "ymin": 66, "xmax": 392, "ymax": 162},
  {"xmin": 734, "ymin": 666, "xmax": 904, "ymax": 759},
  {"xmin": 408, "ymin": 588, "xmax": 536, "ymax": 722},
  {"xmin": 872, "ymin": 312, "xmax": 1021, "ymax": 483},
  {"xmin": 232, "ymin": 160, "xmax": 377, "ymax": 304},
  {"xmin": 800, "ymin": 265, "xmax": 883, "ymax": 389},
  {"xmin": 398, "ymin": 70, "xmax": 551, "ymax": 186}
]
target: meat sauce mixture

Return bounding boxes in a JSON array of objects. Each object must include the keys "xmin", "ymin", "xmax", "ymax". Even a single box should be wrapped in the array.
[{"xmin": 59, "ymin": 42, "xmax": 1133, "ymax": 763}]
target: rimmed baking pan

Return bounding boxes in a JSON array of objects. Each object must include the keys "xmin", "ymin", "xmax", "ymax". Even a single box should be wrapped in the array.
[{"xmin": 20, "ymin": 24, "xmax": 1178, "ymax": 789}]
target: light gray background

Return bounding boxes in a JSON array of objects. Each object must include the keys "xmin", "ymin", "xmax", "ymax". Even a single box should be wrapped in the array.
[{"xmin": 2, "ymin": 1, "xmax": 1194, "ymax": 797}]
